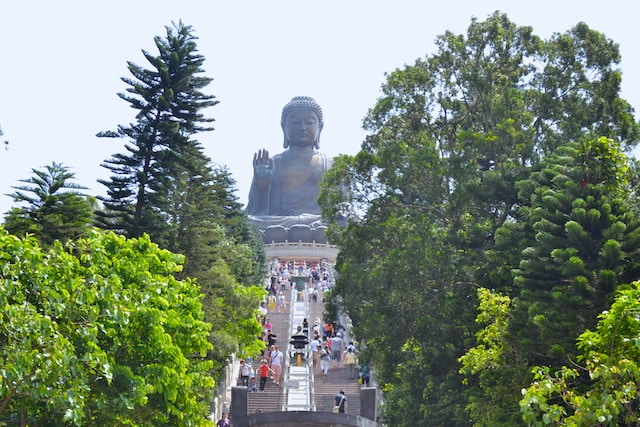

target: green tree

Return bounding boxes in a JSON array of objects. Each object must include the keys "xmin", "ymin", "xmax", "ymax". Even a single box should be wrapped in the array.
[
  {"xmin": 511, "ymin": 138, "xmax": 638, "ymax": 363},
  {"xmin": 521, "ymin": 280, "xmax": 640, "ymax": 426},
  {"xmin": 97, "ymin": 20, "xmax": 217, "ymax": 238},
  {"xmin": 459, "ymin": 288, "xmax": 523, "ymax": 426},
  {"xmin": 96, "ymin": 21, "xmax": 266, "ymax": 373},
  {"xmin": 459, "ymin": 138, "xmax": 640, "ymax": 425},
  {"xmin": 3, "ymin": 162, "xmax": 94, "ymax": 245},
  {"xmin": 0, "ymin": 228, "xmax": 214, "ymax": 426},
  {"xmin": 319, "ymin": 12, "xmax": 639, "ymax": 426},
  {"xmin": 628, "ymin": 158, "xmax": 640, "ymax": 217},
  {"xmin": 215, "ymin": 167, "xmax": 268, "ymax": 286}
]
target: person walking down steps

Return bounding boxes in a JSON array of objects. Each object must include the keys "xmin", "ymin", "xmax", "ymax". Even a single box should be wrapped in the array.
[
  {"xmin": 269, "ymin": 345, "xmax": 284, "ymax": 385},
  {"xmin": 238, "ymin": 359, "xmax": 252, "ymax": 386},
  {"xmin": 319, "ymin": 345, "xmax": 331, "ymax": 375},
  {"xmin": 258, "ymin": 359, "xmax": 275, "ymax": 392},
  {"xmin": 330, "ymin": 332, "xmax": 344, "ymax": 371}
]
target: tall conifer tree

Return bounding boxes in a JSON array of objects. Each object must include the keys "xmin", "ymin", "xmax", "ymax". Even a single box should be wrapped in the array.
[
  {"xmin": 97, "ymin": 22, "xmax": 265, "ymax": 373},
  {"xmin": 511, "ymin": 138, "xmax": 640, "ymax": 365},
  {"xmin": 97, "ymin": 21, "xmax": 217, "ymax": 239}
]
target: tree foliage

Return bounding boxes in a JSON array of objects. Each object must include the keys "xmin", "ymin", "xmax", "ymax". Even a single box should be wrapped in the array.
[
  {"xmin": 0, "ymin": 228, "xmax": 214, "ymax": 426},
  {"xmin": 461, "ymin": 137, "xmax": 640, "ymax": 425},
  {"xmin": 509, "ymin": 138, "xmax": 639, "ymax": 365},
  {"xmin": 521, "ymin": 280, "xmax": 640, "ymax": 426},
  {"xmin": 319, "ymin": 11, "xmax": 640, "ymax": 426},
  {"xmin": 458, "ymin": 288, "xmax": 522, "ymax": 425},
  {"xmin": 96, "ymin": 21, "xmax": 217, "ymax": 238},
  {"xmin": 96, "ymin": 22, "xmax": 266, "ymax": 371},
  {"xmin": 3, "ymin": 162, "xmax": 95, "ymax": 246},
  {"xmin": 459, "ymin": 137, "xmax": 640, "ymax": 424}
]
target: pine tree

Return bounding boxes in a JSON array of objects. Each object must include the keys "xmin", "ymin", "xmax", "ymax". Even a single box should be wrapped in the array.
[
  {"xmin": 97, "ymin": 21, "xmax": 217, "ymax": 238},
  {"xmin": 96, "ymin": 22, "xmax": 266, "ymax": 373},
  {"xmin": 511, "ymin": 138, "xmax": 640, "ymax": 365},
  {"xmin": 3, "ymin": 162, "xmax": 94, "ymax": 245}
]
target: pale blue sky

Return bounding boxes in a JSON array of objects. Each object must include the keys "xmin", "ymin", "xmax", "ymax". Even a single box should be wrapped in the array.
[{"xmin": 1, "ymin": 1, "xmax": 638, "ymax": 215}]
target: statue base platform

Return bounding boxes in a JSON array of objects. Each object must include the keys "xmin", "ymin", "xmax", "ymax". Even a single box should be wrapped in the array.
[
  {"xmin": 257, "ymin": 223, "xmax": 329, "ymax": 245},
  {"xmin": 249, "ymin": 219, "xmax": 339, "ymax": 262},
  {"xmin": 263, "ymin": 241, "xmax": 339, "ymax": 263}
]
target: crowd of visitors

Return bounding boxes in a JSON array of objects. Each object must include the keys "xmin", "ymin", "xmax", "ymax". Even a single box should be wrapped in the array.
[{"xmin": 237, "ymin": 258, "xmax": 371, "ymax": 405}]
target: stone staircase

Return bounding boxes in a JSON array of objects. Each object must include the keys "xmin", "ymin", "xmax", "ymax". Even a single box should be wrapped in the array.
[
  {"xmin": 312, "ymin": 364, "xmax": 362, "ymax": 414},
  {"xmin": 231, "ymin": 281, "xmax": 365, "ymax": 423},
  {"xmin": 246, "ymin": 289, "xmax": 291, "ymax": 415},
  {"xmin": 308, "ymin": 296, "xmax": 361, "ymax": 415}
]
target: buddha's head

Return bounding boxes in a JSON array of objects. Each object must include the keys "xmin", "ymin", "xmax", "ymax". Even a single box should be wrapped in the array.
[{"xmin": 281, "ymin": 96, "xmax": 324, "ymax": 149}]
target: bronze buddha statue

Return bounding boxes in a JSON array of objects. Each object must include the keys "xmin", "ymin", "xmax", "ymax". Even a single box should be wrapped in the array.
[{"xmin": 247, "ymin": 97, "xmax": 333, "ymax": 240}]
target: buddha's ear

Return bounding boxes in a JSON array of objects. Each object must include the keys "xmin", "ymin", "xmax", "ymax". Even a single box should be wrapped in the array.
[{"xmin": 316, "ymin": 121, "xmax": 323, "ymax": 149}]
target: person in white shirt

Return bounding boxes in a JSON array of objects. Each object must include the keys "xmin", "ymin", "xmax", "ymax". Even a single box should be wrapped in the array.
[
  {"xmin": 270, "ymin": 345, "xmax": 284, "ymax": 385},
  {"xmin": 309, "ymin": 335, "xmax": 321, "ymax": 367},
  {"xmin": 238, "ymin": 359, "xmax": 252, "ymax": 386}
]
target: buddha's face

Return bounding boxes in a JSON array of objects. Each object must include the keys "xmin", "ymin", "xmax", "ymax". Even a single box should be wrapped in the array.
[{"xmin": 283, "ymin": 108, "xmax": 322, "ymax": 148}]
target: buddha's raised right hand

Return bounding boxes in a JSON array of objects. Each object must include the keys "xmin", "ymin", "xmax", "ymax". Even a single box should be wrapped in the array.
[{"xmin": 253, "ymin": 149, "xmax": 275, "ymax": 183}]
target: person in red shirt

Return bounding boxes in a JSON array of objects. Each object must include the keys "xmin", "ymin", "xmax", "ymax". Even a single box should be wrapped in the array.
[{"xmin": 258, "ymin": 359, "xmax": 275, "ymax": 392}]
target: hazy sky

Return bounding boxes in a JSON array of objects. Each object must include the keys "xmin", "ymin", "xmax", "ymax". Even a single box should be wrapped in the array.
[{"xmin": 1, "ymin": 1, "xmax": 639, "ymax": 215}]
